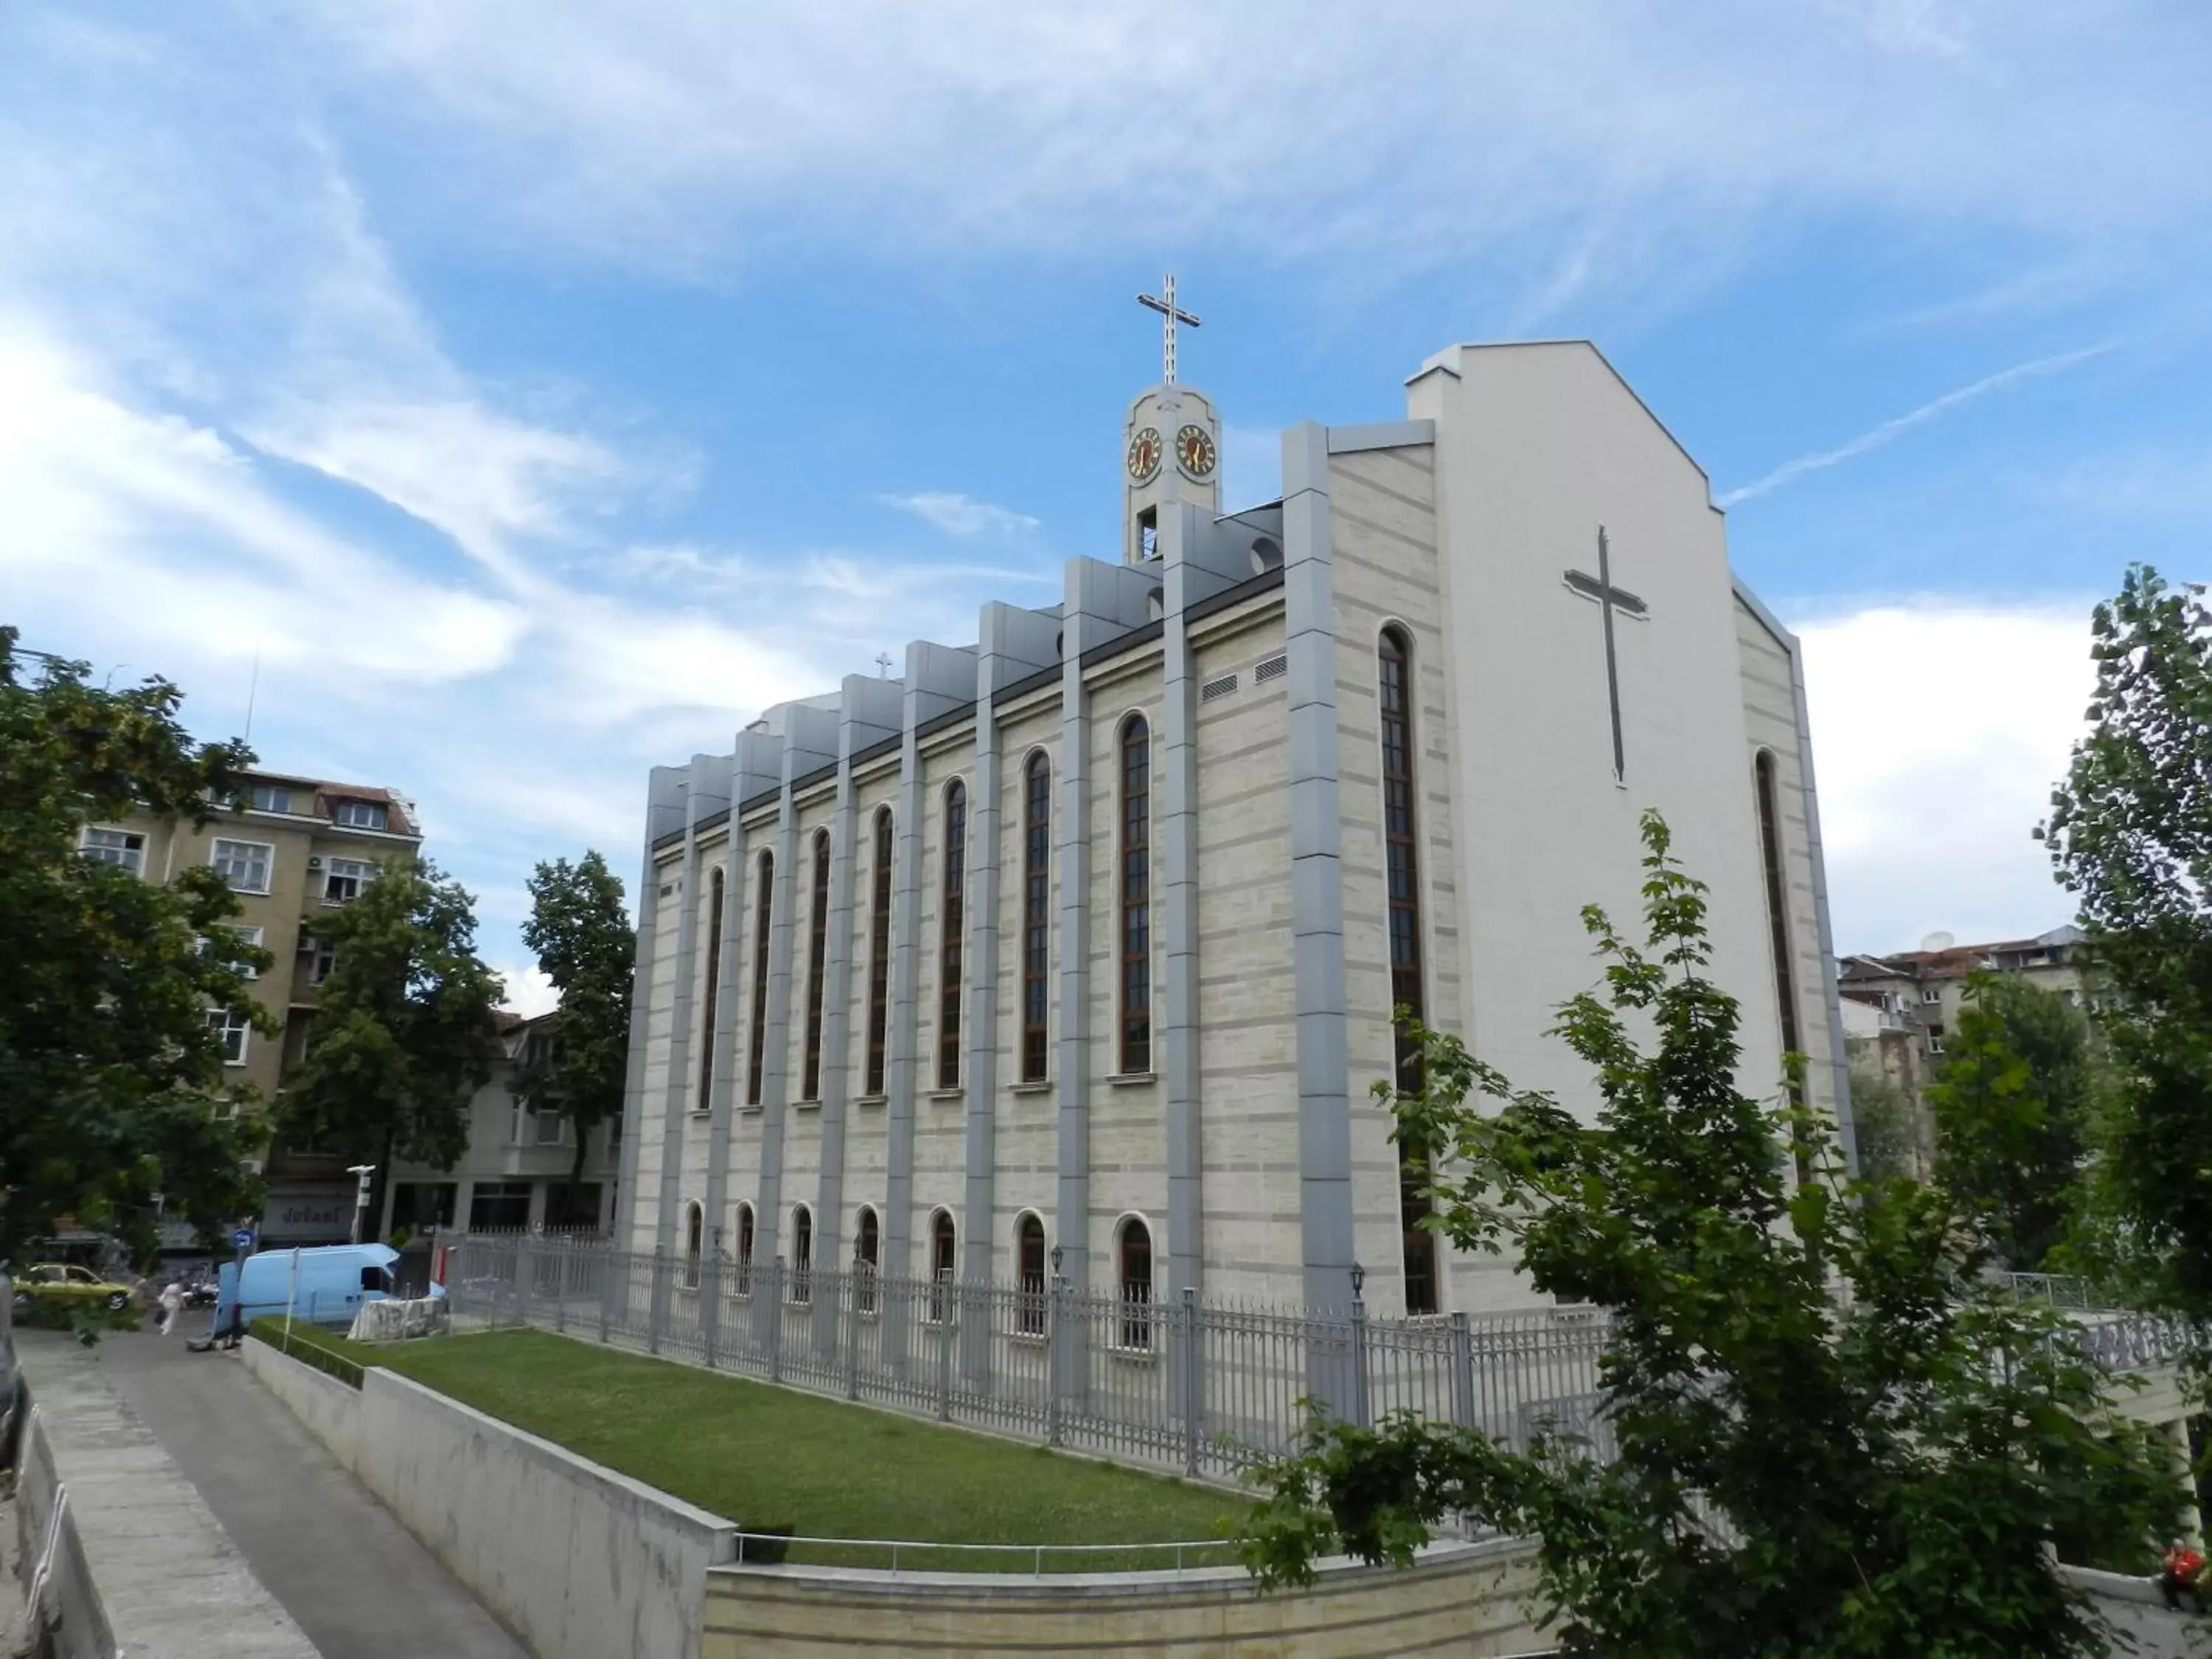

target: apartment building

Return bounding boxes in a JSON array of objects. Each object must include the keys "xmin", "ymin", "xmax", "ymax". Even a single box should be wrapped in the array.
[
  {"xmin": 380, "ymin": 1012, "xmax": 621, "ymax": 1241},
  {"xmin": 1836, "ymin": 924, "xmax": 2091, "ymax": 1174},
  {"xmin": 81, "ymin": 769, "xmax": 423, "ymax": 1244}
]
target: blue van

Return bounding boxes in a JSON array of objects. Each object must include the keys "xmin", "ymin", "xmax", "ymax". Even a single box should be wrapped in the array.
[{"xmin": 213, "ymin": 1243, "xmax": 439, "ymax": 1334}]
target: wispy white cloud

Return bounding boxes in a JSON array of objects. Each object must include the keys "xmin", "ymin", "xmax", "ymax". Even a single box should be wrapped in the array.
[
  {"xmin": 1717, "ymin": 343, "xmax": 2117, "ymax": 506},
  {"xmin": 291, "ymin": 1, "xmax": 2212, "ymax": 311},
  {"xmin": 873, "ymin": 491, "xmax": 1040, "ymax": 538},
  {"xmin": 1794, "ymin": 597, "xmax": 2095, "ymax": 953}
]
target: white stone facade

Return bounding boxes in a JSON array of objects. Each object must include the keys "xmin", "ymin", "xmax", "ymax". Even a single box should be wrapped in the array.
[{"xmin": 618, "ymin": 342, "xmax": 1851, "ymax": 1324}]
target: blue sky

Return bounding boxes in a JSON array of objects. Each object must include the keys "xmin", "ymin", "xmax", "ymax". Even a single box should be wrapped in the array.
[{"xmin": 4, "ymin": 2, "xmax": 2207, "ymax": 1009}]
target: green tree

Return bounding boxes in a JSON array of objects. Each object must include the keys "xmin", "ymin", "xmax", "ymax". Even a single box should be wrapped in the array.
[
  {"xmin": 1846, "ymin": 1069, "xmax": 1920, "ymax": 1184},
  {"xmin": 1927, "ymin": 973, "xmax": 2096, "ymax": 1273},
  {"xmin": 281, "ymin": 856, "xmax": 503, "ymax": 1230},
  {"xmin": 1239, "ymin": 813, "xmax": 2177, "ymax": 1658},
  {"xmin": 515, "ymin": 850, "xmax": 633, "ymax": 1211},
  {"xmin": 0, "ymin": 626, "xmax": 268, "ymax": 1262},
  {"xmin": 2043, "ymin": 565, "xmax": 2212, "ymax": 1315}
]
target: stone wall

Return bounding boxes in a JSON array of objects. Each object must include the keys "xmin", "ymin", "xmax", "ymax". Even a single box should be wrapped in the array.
[
  {"xmin": 243, "ymin": 1338, "xmax": 739, "ymax": 1659},
  {"xmin": 701, "ymin": 1536, "xmax": 1550, "ymax": 1658}
]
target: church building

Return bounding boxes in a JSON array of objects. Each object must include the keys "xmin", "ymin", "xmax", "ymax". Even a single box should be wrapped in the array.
[{"xmin": 614, "ymin": 311, "xmax": 1852, "ymax": 1320}]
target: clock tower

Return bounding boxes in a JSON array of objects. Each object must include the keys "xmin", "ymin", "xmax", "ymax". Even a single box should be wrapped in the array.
[{"xmin": 1123, "ymin": 275, "xmax": 1221, "ymax": 566}]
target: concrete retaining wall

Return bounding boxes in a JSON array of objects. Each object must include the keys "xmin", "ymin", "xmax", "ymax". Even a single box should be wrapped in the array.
[
  {"xmin": 245, "ymin": 1338, "xmax": 739, "ymax": 1659},
  {"xmin": 11, "ymin": 1336, "xmax": 317, "ymax": 1659},
  {"xmin": 703, "ymin": 1535, "xmax": 1550, "ymax": 1658}
]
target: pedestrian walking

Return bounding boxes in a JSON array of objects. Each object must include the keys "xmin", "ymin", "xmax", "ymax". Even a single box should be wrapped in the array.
[{"xmin": 157, "ymin": 1278, "xmax": 184, "ymax": 1336}]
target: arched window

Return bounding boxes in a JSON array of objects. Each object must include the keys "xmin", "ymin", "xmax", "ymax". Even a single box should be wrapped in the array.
[
  {"xmin": 802, "ymin": 829, "xmax": 831, "ymax": 1100},
  {"xmin": 1380, "ymin": 625, "xmax": 1438, "ymax": 1315},
  {"xmin": 791, "ymin": 1204, "xmax": 813, "ymax": 1304},
  {"xmin": 866, "ymin": 808, "xmax": 894, "ymax": 1095},
  {"xmin": 1020, "ymin": 751, "xmax": 1051, "ymax": 1082},
  {"xmin": 1017, "ymin": 1213, "xmax": 1047, "ymax": 1335},
  {"xmin": 928, "ymin": 1208, "xmax": 956, "ymax": 1322},
  {"xmin": 698, "ymin": 866, "xmax": 726, "ymax": 1110},
  {"xmin": 735, "ymin": 1202, "xmax": 755, "ymax": 1297},
  {"xmin": 856, "ymin": 1206, "xmax": 880, "ymax": 1313},
  {"xmin": 745, "ymin": 851, "xmax": 773, "ymax": 1105},
  {"xmin": 1755, "ymin": 751, "xmax": 1811, "ymax": 1180},
  {"xmin": 1118, "ymin": 714, "xmax": 1152, "ymax": 1074},
  {"xmin": 937, "ymin": 781, "xmax": 967, "ymax": 1090},
  {"xmin": 1117, "ymin": 1217, "xmax": 1152, "ymax": 1350},
  {"xmin": 683, "ymin": 1201, "xmax": 703, "ymax": 1290}
]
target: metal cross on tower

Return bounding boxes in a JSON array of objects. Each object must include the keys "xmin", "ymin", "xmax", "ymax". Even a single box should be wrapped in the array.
[
  {"xmin": 874, "ymin": 651, "xmax": 894, "ymax": 679},
  {"xmin": 1563, "ymin": 526, "xmax": 1649, "ymax": 783},
  {"xmin": 1137, "ymin": 274, "xmax": 1201, "ymax": 385}
]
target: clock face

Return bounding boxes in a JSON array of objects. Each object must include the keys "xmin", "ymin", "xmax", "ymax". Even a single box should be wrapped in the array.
[
  {"xmin": 1127, "ymin": 426, "xmax": 1163, "ymax": 484},
  {"xmin": 1176, "ymin": 424, "xmax": 1217, "ymax": 480}
]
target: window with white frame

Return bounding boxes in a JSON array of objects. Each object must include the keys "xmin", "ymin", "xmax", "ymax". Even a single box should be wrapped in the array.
[
  {"xmin": 310, "ymin": 939, "xmax": 338, "ymax": 984},
  {"xmin": 209, "ymin": 838, "xmax": 273, "ymax": 893},
  {"xmin": 533, "ymin": 1110, "xmax": 566, "ymax": 1146},
  {"xmin": 1921, "ymin": 987, "xmax": 1943, "ymax": 1004},
  {"xmin": 323, "ymin": 858, "xmax": 375, "ymax": 904},
  {"xmin": 204, "ymin": 925, "xmax": 264, "ymax": 978},
  {"xmin": 81, "ymin": 827, "xmax": 146, "ymax": 873},
  {"xmin": 206, "ymin": 1008, "xmax": 251, "ymax": 1066},
  {"xmin": 250, "ymin": 783, "xmax": 292, "ymax": 813},
  {"xmin": 334, "ymin": 799, "xmax": 389, "ymax": 830}
]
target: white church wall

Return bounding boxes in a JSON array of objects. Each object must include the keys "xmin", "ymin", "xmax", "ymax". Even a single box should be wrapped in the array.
[
  {"xmin": 1326, "ymin": 441, "xmax": 1463, "ymax": 1315},
  {"xmin": 1079, "ymin": 653, "xmax": 1169, "ymax": 1284},
  {"xmin": 1189, "ymin": 605, "xmax": 1299, "ymax": 1302},
  {"xmin": 1405, "ymin": 343, "xmax": 1784, "ymax": 1195},
  {"xmin": 1733, "ymin": 594, "xmax": 1848, "ymax": 1152},
  {"xmin": 987, "ymin": 695, "xmax": 1063, "ymax": 1276},
  {"xmin": 909, "ymin": 732, "xmax": 971, "ymax": 1262},
  {"xmin": 628, "ymin": 853, "xmax": 686, "ymax": 1248}
]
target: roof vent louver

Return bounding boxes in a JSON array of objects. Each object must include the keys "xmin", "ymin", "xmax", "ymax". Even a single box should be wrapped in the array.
[
  {"xmin": 1252, "ymin": 653, "xmax": 1288, "ymax": 685},
  {"xmin": 1200, "ymin": 672, "xmax": 1239, "ymax": 704}
]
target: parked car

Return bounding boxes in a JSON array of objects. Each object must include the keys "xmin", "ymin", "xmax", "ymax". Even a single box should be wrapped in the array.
[
  {"xmin": 11, "ymin": 1263, "xmax": 134, "ymax": 1313},
  {"xmin": 213, "ymin": 1242, "xmax": 439, "ymax": 1335}
]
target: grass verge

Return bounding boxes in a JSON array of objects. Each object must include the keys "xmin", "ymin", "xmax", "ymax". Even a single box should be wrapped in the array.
[
  {"xmin": 248, "ymin": 1317, "xmax": 373, "ymax": 1386},
  {"xmin": 339, "ymin": 1328, "xmax": 1243, "ymax": 1570}
]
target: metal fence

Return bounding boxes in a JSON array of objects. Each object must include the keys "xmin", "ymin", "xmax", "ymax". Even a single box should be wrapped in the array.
[{"xmin": 441, "ymin": 1234, "xmax": 1611, "ymax": 1484}]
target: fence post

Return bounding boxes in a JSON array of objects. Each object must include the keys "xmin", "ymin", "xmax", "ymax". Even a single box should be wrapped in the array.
[
  {"xmin": 701, "ymin": 1251, "xmax": 721, "ymax": 1369},
  {"xmin": 1350, "ymin": 1280, "xmax": 1372, "ymax": 1430},
  {"xmin": 845, "ymin": 1266, "xmax": 861, "ymax": 1402},
  {"xmin": 1180, "ymin": 1287, "xmax": 1203, "ymax": 1478},
  {"xmin": 519, "ymin": 1232, "xmax": 540, "ymax": 1327},
  {"xmin": 597, "ymin": 1247, "xmax": 614, "ymax": 1344},
  {"xmin": 767, "ymin": 1256, "xmax": 785, "ymax": 1385},
  {"xmin": 1450, "ymin": 1310, "xmax": 1475, "ymax": 1431},
  {"xmin": 647, "ymin": 1247, "xmax": 666, "ymax": 1355},
  {"xmin": 554, "ymin": 1239, "xmax": 571, "ymax": 1334},
  {"xmin": 937, "ymin": 1289, "xmax": 954, "ymax": 1422},
  {"xmin": 1046, "ymin": 1274, "xmax": 1065, "ymax": 1449}
]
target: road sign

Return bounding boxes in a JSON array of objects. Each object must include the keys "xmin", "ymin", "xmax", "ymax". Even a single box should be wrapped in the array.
[{"xmin": 232, "ymin": 1228, "xmax": 257, "ymax": 1252}]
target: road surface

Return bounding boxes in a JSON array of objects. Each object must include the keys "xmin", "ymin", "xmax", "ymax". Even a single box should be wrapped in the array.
[{"xmin": 91, "ymin": 1325, "xmax": 529, "ymax": 1659}]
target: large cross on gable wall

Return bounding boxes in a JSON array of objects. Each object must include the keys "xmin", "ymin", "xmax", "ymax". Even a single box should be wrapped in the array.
[{"xmin": 1563, "ymin": 526, "xmax": 1649, "ymax": 783}]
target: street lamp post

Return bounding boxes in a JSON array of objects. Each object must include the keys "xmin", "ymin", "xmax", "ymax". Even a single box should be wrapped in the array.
[{"xmin": 347, "ymin": 1164, "xmax": 378, "ymax": 1245}]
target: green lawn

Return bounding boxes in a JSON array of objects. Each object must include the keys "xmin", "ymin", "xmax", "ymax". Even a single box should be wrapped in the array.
[{"xmin": 338, "ymin": 1328, "xmax": 1244, "ymax": 1570}]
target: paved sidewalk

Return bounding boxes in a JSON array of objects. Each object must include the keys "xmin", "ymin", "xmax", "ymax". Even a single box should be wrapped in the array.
[{"xmin": 82, "ymin": 1328, "xmax": 529, "ymax": 1659}]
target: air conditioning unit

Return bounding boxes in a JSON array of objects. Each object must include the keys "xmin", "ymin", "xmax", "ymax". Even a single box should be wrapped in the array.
[{"xmin": 307, "ymin": 855, "xmax": 324, "ymax": 871}]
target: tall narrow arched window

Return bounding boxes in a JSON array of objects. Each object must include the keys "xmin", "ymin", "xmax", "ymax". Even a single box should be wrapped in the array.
[
  {"xmin": 856, "ymin": 1206, "xmax": 880, "ymax": 1312},
  {"xmin": 735, "ymin": 1202, "xmax": 755, "ymax": 1296},
  {"xmin": 929, "ymin": 1208, "xmax": 956, "ymax": 1322},
  {"xmin": 1380, "ymin": 625, "xmax": 1438, "ymax": 1315},
  {"xmin": 802, "ymin": 829, "xmax": 831, "ymax": 1100},
  {"xmin": 1020, "ymin": 751, "xmax": 1051, "ymax": 1082},
  {"xmin": 937, "ymin": 781, "xmax": 967, "ymax": 1090},
  {"xmin": 791, "ymin": 1204, "xmax": 813, "ymax": 1304},
  {"xmin": 698, "ymin": 866, "xmax": 726, "ymax": 1110},
  {"xmin": 865, "ymin": 808, "xmax": 894, "ymax": 1095},
  {"xmin": 683, "ymin": 1201, "xmax": 703, "ymax": 1290},
  {"xmin": 745, "ymin": 851, "xmax": 773, "ymax": 1105},
  {"xmin": 1016, "ymin": 1213, "xmax": 1046, "ymax": 1335},
  {"xmin": 1117, "ymin": 1217, "xmax": 1153, "ymax": 1350},
  {"xmin": 1756, "ymin": 751, "xmax": 1811, "ymax": 1179},
  {"xmin": 1118, "ymin": 714, "xmax": 1152, "ymax": 1074}
]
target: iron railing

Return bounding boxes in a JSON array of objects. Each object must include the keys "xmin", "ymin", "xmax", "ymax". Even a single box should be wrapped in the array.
[
  {"xmin": 442, "ymin": 1234, "xmax": 1611, "ymax": 1483},
  {"xmin": 439, "ymin": 1236, "xmax": 2194, "ymax": 1487}
]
